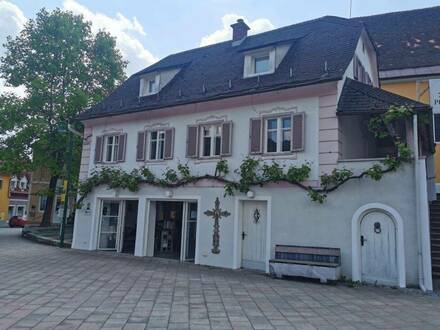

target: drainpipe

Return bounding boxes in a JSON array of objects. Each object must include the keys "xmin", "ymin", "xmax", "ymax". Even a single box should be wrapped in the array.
[{"xmin": 413, "ymin": 114, "xmax": 433, "ymax": 292}]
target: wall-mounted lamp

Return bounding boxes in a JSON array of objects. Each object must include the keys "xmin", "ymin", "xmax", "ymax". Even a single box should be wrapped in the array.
[
  {"xmin": 165, "ymin": 190, "xmax": 173, "ymax": 198},
  {"xmin": 246, "ymin": 190, "xmax": 255, "ymax": 198}
]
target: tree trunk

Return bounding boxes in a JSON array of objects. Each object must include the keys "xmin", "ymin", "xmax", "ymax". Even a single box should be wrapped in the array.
[{"xmin": 40, "ymin": 175, "xmax": 58, "ymax": 227}]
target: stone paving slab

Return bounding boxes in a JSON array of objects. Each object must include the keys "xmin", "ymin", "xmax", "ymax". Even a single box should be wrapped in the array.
[{"xmin": 1, "ymin": 228, "xmax": 440, "ymax": 330}]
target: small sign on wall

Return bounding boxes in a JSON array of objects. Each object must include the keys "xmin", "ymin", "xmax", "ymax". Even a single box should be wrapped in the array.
[
  {"xmin": 429, "ymin": 79, "xmax": 440, "ymax": 143},
  {"xmin": 429, "ymin": 79, "xmax": 440, "ymax": 112}
]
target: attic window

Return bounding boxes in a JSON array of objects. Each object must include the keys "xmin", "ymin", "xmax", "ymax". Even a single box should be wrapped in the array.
[
  {"xmin": 244, "ymin": 48, "xmax": 276, "ymax": 78},
  {"xmin": 140, "ymin": 74, "xmax": 160, "ymax": 97}
]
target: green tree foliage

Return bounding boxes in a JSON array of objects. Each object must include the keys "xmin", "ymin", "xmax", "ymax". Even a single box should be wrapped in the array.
[{"xmin": 0, "ymin": 8, "xmax": 127, "ymax": 224}]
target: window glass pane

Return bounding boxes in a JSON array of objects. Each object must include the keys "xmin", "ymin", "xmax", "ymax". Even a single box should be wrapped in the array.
[
  {"xmin": 158, "ymin": 139, "xmax": 164, "ymax": 159},
  {"xmin": 282, "ymin": 117, "xmax": 291, "ymax": 129},
  {"xmin": 435, "ymin": 114, "xmax": 440, "ymax": 143},
  {"xmin": 151, "ymin": 131, "xmax": 157, "ymax": 140},
  {"xmin": 148, "ymin": 80, "xmax": 156, "ymax": 93},
  {"xmin": 255, "ymin": 55, "xmax": 270, "ymax": 74},
  {"xmin": 267, "ymin": 119, "xmax": 277, "ymax": 130},
  {"xmin": 150, "ymin": 141, "xmax": 157, "ymax": 160},
  {"xmin": 39, "ymin": 196, "xmax": 47, "ymax": 212},
  {"xmin": 203, "ymin": 127, "xmax": 210, "ymax": 136},
  {"xmin": 17, "ymin": 206, "xmax": 24, "ymax": 217},
  {"xmin": 99, "ymin": 233, "xmax": 117, "ymax": 249},
  {"xmin": 215, "ymin": 136, "xmax": 221, "ymax": 155},
  {"xmin": 267, "ymin": 131, "xmax": 277, "ymax": 152},
  {"xmin": 203, "ymin": 137, "xmax": 211, "ymax": 156},
  {"xmin": 106, "ymin": 145, "xmax": 112, "ymax": 161},
  {"xmin": 282, "ymin": 130, "xmax": 291, "ymax": 152}
]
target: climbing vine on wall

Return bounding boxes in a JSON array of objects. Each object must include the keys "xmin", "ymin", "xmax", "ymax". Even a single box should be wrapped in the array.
[{"xmin": 76, "ymin": 106, "xmax": 415, "ymax": 207}]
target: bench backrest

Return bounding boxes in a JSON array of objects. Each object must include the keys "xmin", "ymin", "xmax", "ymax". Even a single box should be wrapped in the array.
[{"xmin": 274, "ymin": 245, "xmax": 341, "ymax": 265}]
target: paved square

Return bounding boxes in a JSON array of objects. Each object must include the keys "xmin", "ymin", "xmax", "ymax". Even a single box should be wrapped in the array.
[{"xmin": 0, "ymin": 228, "xmax": 439, "ymax": 330}]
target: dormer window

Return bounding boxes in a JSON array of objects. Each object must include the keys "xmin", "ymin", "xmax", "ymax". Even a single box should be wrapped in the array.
[
  {"xmin": 140, "ymin": 74, "xmax": 160, "ymax": 97},
  {"xmin": 243, "ymin": 48, "xmax": 276, "ymax": 78}
]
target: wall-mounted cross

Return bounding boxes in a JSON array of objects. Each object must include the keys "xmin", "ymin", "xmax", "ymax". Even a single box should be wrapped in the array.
[{"xmin": 204, "ymin": 197, "xmax": 230, "ymax": 254}]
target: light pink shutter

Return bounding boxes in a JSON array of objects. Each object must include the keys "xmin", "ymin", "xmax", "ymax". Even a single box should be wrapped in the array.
[
  {"xmin": 249, "ymin": 118, "xmax": 262, "ymax": 154},
  {"xmin": 164, "ymin": 128, "xmax": 175, "ymax": 160},
  {"xmin": 291, "ymin": 113, "xmax": 305, "ymax": 152},
  {"xmin": 221, "ymin": 121, "xmax": 232, "ymax": 156},
  {"xmin": 94, "ymin": 136, "xmax": 103, "ymax": 163},
  {"xmin": 117, "ymin": 133, "xmax": 127, "ymax": 162},
  {"xmin": 136, "ymin": 131, "xmax": 146, "ymax": 161},
  {"xmin": 186, "ymin": 125, "xmax": 199, "ymax": 158}
]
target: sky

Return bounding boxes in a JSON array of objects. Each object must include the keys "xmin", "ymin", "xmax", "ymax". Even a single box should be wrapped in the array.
[{"xmin": 1, "ymin": 0, "xmax": 440, "ymax": 95}]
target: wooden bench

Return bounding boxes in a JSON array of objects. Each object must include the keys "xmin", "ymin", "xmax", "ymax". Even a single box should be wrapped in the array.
[{"xmin": 269, "ymin": 245, "xmax": 341, "ymax": 283}]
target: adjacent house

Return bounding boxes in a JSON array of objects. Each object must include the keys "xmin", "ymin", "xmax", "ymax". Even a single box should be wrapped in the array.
[
  {"xmin": 72, "ymin": 14, "xmax": 435, "ymax": 290},
  {"xmin": 8, "ymin": 174, "xmax": 30, "ymax": 219},
  {"xmin": 0, "ymin": 174, "xmax": 10, "ymax": 221}
]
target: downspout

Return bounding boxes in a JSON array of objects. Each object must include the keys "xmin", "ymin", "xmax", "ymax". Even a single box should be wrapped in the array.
[
  {"xmin": 413, "ymin": 114, "xmax": 425, "ymax": 291},
  {"xmin": 413, "ymin": 113, "xmax": 433, "ymax": 292}
]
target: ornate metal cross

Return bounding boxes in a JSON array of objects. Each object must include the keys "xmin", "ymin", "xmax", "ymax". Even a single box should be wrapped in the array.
[{"xmin": 204, "ymin": 197, "xmax": 230, "ymax": 254}]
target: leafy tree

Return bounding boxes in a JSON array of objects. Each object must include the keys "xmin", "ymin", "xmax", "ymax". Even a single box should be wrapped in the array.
[{"xmin": 0, "ymin": 8, "xmax": 127, "ymax": 225}]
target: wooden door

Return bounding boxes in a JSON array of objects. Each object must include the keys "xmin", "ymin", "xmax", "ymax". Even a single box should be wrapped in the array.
[
  {"xmin": 360, "ymin": 211, "xmax": 398, "ymax": 285},
  {"xmin": 241, "ymin": 201, "xmax": 267, "ymax": 271}
]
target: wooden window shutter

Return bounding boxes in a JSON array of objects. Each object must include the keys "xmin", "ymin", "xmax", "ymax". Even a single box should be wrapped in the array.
[
  {"xmin": 117, "ymin": 133, "xmax": 127, "ymax": 162},
  {"xmin": 291, "ymin": 113, "xmax": 305, "ymax": 152},
  {"xmin": 136, "ymin": 131, "xmax": 146, "ymax": 161},
  {"xmin": 94, "ymin": 136, "xmax": 103, "ymax": 163},
  {"xmin": 221, "ymin": 121, "xmax": 233, "ymax": 156},
  {"xmin": 249, "ymin": 118, "xmax": 262, "ymax": 154},
  {"xmin": 164, "ymin": 128, "xmax": 175, "ymax": 160},
  {"xmin": 186, "ymin": 125, "xmax": 199, "ymax": 158}
]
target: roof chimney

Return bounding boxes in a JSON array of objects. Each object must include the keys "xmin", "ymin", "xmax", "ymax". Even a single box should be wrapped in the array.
[{"xmin": 231, "ymin": 19, "xmax": 250, "ymax": 45}]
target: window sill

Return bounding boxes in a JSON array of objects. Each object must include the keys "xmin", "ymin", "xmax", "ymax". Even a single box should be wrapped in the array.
[
  {"xmin": 244, "ymin": 70, "xmax": 275, "ymax": 79},
  {"xmin": 145, "ymin": 159, "xmax": 167, "ymax": 165},
  {"xmin": 195, "ymin": 157, "xmax": 222, "ymax": 164},
  {"xmin": 339, "ymin": 157, "xmax": 386, "ymax": 162},
  {"xmin": 259, "ymin": 152, "xmax": 297, "ymax": 160}
]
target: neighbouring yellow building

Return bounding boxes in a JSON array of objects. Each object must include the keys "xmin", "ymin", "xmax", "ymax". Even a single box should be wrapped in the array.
[
  {"xmin": 357, "ymin": 6, "xmax": 440, "ymax": 190},
  {"xmin": 0, "ymin": 175, "xmax": 10, "ymax": 221}
]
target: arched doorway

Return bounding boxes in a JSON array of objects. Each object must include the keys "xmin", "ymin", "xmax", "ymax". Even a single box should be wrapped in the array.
[
  {"xmin": 360, "ymin": 211, "xmax": 398, "ymax": 285},
  {"xmin": 352, "ymin": 203, "xmax": 406, "ymax": 288}
]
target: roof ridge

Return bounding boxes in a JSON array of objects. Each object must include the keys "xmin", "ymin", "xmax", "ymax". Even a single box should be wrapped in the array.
[{"xmin": 353, "ymin": 5, "xmax": 440, "ymax": 20}]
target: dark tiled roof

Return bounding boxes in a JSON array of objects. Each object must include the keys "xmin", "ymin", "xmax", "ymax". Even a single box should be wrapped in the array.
[
  {"xmin": 337, "ymin": 78, "xmax": 429, "ymax": 114},
  {"xmin": 354, "ymin": 6, "xmax": 440, "ymax": 72},
  {"xmin": 78, "ymin": 16, "xmax": 363, "ymax": 120}
]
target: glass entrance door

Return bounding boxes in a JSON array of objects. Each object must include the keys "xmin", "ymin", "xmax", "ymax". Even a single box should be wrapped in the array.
[
  {"xmin": 184, "ymin": 203, "xmax": 198, "ymax": 261},
  {"xmin": 98, "ymin": 200, "xmax": 121, "ymax": 250}
]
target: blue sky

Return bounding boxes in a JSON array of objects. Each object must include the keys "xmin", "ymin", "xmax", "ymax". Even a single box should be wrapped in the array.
[{"xmin": 1, "ymin": 0, "xmax": 440, "ymax": 94}]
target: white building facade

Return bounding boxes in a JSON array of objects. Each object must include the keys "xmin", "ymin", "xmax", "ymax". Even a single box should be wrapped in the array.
[{"xmin": 72, "ymin": 17, "xmax": 434, "ymax": 290}]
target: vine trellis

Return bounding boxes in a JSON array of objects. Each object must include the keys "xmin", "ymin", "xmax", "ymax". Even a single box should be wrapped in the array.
[{"xmin": 75, "ymin": 106, "xmax": 415, "ymax": 208}]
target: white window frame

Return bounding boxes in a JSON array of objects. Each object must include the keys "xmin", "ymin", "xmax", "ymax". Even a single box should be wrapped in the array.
[
  {"xmin": 244, "ymin": 48, "xmax": 276, "ymax": 78},
  {"xmin": 38, "ymin": 195, "xmax": 48, "ymax": 213},
  {"xmin": 264, "ymin": 115, "xmax": 292, "ymax": 154},
  {"xmin": 147, "ymin": 130, "xmax": 166, "ymax": 161},
  {"xmin": 200, "ymin": 123, "xmax": 222, "ymax": 158},
  {"xmin": 104, "ymin": 135, "xmax": 120, "ymax": 163},
  {"xmin": 16, "ymin": 205, "xmax": 26, "ymax": 217},
  {"xmin": 140, "ymin": 74, "xmax": 161, "ymax": 97},
  {"xmin": 10, "ymin": 178, "xmax": 17, "ymax": 190}
]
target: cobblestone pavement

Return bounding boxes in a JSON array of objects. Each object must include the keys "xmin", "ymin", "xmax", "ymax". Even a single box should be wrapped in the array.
[{"xmin": 1, "ymin": 229, "xmax": 440, "ymax": 330}]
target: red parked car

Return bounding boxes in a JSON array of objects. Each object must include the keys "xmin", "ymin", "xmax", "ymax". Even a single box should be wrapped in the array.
[{"xmin": 8, "ymin": 216, "xmax": 27, "ymax": 228}]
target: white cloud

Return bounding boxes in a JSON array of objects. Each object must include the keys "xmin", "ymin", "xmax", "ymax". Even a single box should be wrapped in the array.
[
  {"xmin": 0, "ymin": 0, "xmax": 27, "ymax": 97},
  {"xmin": 63, "ymin": 0, "xmax": 156, "ymax": 75},
  {"xmin": 200, "ymin": 13, "xmax": 275, "ymax": 47}
]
